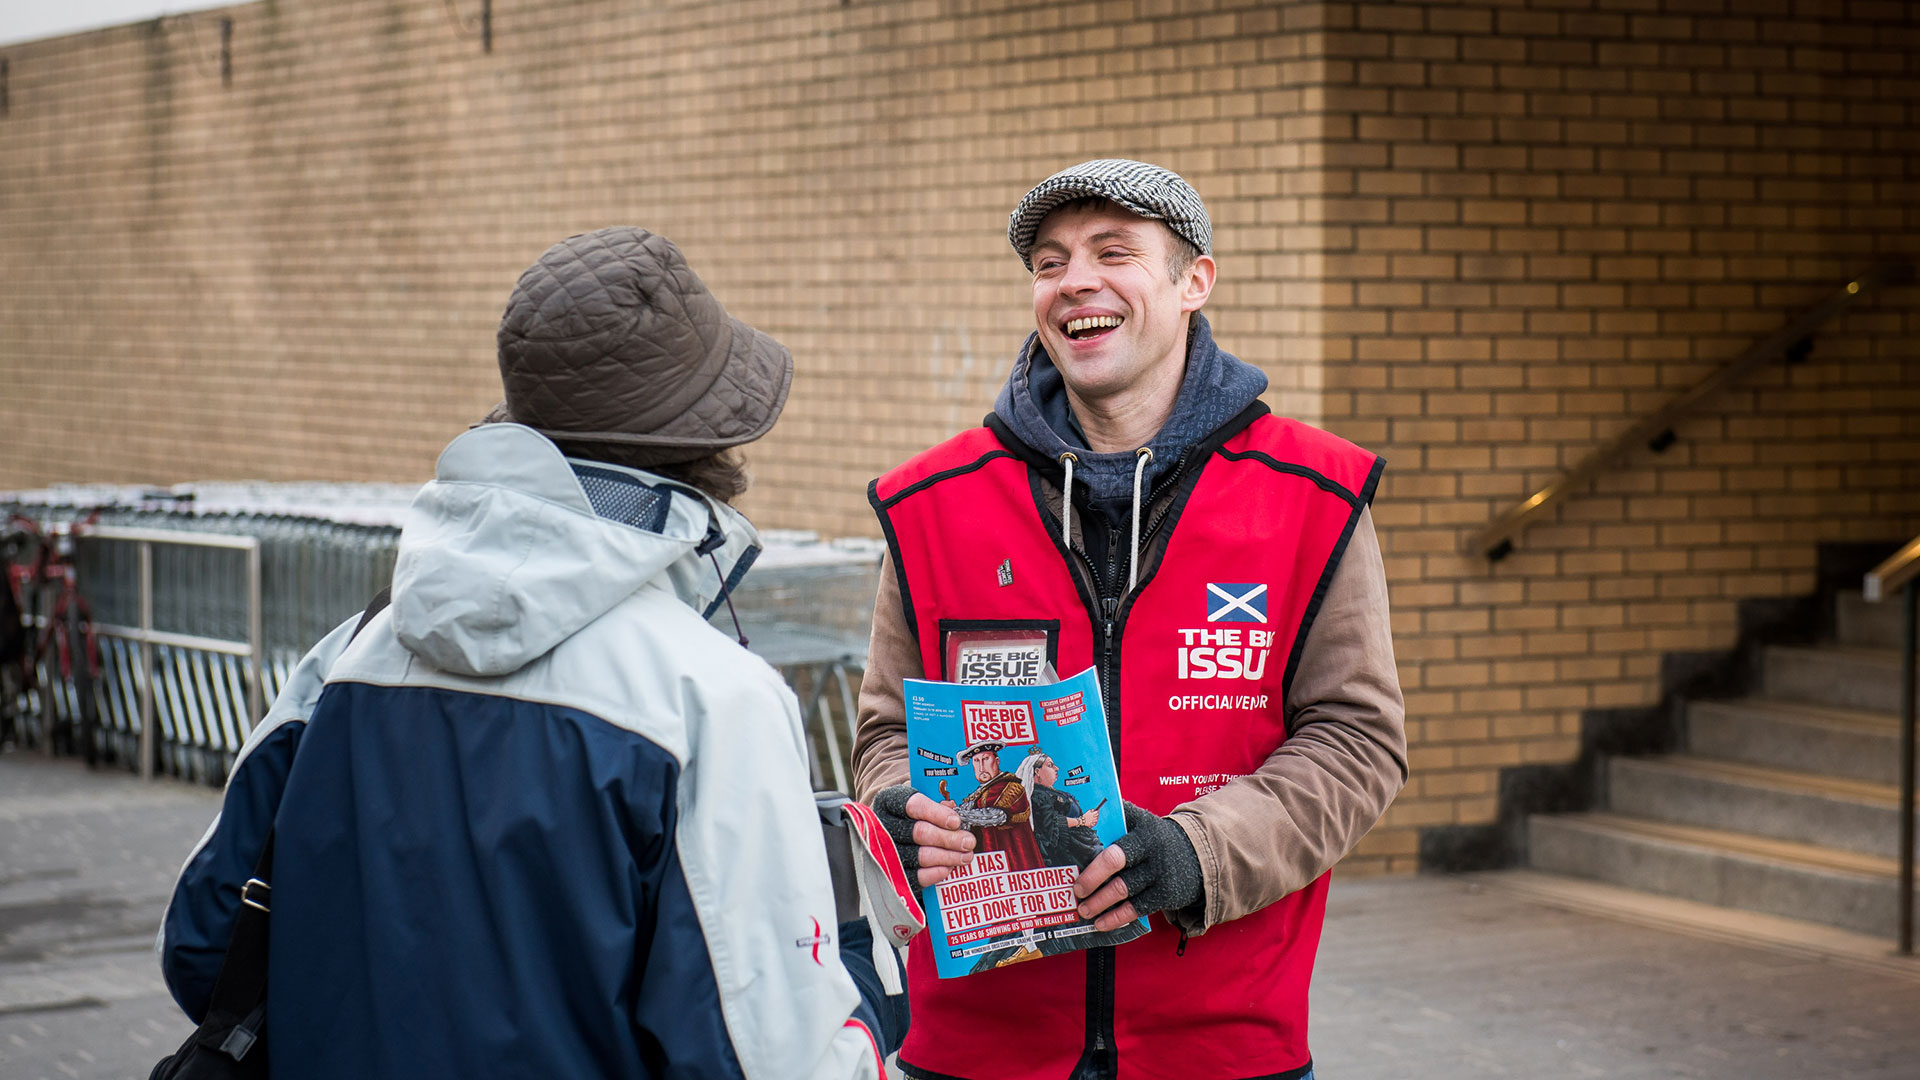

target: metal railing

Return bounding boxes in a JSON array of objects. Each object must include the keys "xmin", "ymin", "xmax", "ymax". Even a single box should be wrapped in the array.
[
  {"xmin": 91, "ymin": 525, "xmax": 262, "ymax": 781},
  {"xmin": 5, "ymin": 500, "xmax": 880, "ymax": 793},
  {"xmin": 1865, "ymin": 535, "xmax": 1920, "ymax": 955},
  {"xmin": 707, "ymin": 539, "xmax": 883, "ymax": 794},
  {"xmin": 5, "ymin": 505, "xmax": 403, "ymax": 782},
  {"xmin": 1472, "ymin": 264, "xmax": 1914, "ymax": 561}
]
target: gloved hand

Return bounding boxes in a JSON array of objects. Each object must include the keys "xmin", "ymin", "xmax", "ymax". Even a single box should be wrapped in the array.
[
  {"xmin": 1073, "ymin": 802, "xmax": 1203, "ymax": 931},
  {"xmin": 870, "ymin": 785, "xmax": 924, "ymax": 877},
  {"xmin": 872, "ymin": 783, "xmax": 976, "ymax": 888}
]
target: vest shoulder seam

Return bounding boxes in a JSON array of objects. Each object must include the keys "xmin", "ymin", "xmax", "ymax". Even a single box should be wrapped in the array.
[
  {"xmin": 875, "ymin": 449, "xmax": 1017, "ymax": 509},
  {"xmin": 1278, "ymin": 454, "xmax": 1387, "ymax": 712},
  {"xmin": 1213, "ymin": 447, "xmax": 1366, "ymax": 508},
  {"xmin": 868, "ymin": 478, "xmax": 919, "ymax": 647}
]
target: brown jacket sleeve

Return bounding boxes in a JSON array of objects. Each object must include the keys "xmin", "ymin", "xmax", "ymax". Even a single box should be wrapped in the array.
[
  {"xmin": 851, "ymin": 551, "xmax": 918, "ymax": 802},
  {"xmin": 1167, "ymin": 506, "xmax": 1407, "ymax": 933}
]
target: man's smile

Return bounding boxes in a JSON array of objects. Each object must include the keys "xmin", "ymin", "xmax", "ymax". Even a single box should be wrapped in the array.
[{"xmin": 1063, "ymin": 314, "xmax": 1124, "ymax": 340}]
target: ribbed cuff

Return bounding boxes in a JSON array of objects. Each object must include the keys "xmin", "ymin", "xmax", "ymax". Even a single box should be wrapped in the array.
[{"xmin": 1167, "ymin": 812, "xmax": 1217, "ymax": 935}]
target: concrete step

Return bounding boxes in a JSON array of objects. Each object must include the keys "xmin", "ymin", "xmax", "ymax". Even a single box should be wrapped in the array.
[
  {"xmin": 1528, "ymin": 811, "xmax": 1915, "ymax": 938},
  {"xmin": 1687, "ymin": 697, "xmax": 1907, "ymax": 785},
  {"xmin": 1609, "ymin": 754, "xmax": 1912, "ymax": 859},
  {"xmin": 1476, "ymin": 869, "xmax": 1920, "ymax": 985},
  {"xmin": 1837, "ymin": 589, "xmax": 1911, "ymax": 651},
  {"xmin": 1762, "ymin": 644, "xmax": 1914, "ymax": 714}
]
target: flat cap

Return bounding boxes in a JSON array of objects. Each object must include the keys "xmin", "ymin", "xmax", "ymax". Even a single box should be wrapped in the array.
[{"xmin": 1007, "ymin": 159, "xmax": 1212, "ymax": 270}]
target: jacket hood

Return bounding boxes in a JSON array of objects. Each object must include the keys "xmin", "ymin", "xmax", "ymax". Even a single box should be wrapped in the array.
[
  {"xmin": 991, "ymin": 313, "xmax": 1267, "ymax": 503},
  {"xmin": 390, "ymin": 423, "xmax": 760, "ymax": 677}
]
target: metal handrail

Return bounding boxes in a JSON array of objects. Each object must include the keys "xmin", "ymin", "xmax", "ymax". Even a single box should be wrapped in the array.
[
  {"xmin": 1865, "ymin": 533, "xmax": 1920, "ymax": 956},
  {"xmin": 1864, "ymin": 536, "xmax": 1920, "ymax": 603},
  {"xmin": 1472, "ymin": 263, "xmax": 1914, "ymax": 561}
]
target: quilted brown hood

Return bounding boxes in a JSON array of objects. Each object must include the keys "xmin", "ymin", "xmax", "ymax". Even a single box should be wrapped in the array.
[{"xmin": 494, "ymin": 227, "xmax": 792, "ymax": 464}]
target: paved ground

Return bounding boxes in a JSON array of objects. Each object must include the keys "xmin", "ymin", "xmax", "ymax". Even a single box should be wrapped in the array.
[
  {"xmin": 0, "ymin": 753, "xmax": 220, "ymax": 1080},
  {"xmin": 4, "ymin": 750, "xmax": 1919, "ymax": 1079},
  {"xmin": 1311, "ymin": 876, "xmax": 1920, "ymax": 1078}
]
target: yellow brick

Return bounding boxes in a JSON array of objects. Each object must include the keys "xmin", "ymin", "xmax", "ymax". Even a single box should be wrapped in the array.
[{"xmin": 5, "ymin": 0, "xmax": 1916, "ymax": 887}]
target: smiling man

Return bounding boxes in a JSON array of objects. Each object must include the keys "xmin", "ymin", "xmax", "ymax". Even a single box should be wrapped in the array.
[{"xmin": 852, "ymin": 160, "xmax": 1408, "ymax": 1080}]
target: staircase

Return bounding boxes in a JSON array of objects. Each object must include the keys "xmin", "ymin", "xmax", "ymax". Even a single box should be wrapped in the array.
[{"xmin": 1528, "ymin": 591, "xmax": 1916, "ymax": 940}]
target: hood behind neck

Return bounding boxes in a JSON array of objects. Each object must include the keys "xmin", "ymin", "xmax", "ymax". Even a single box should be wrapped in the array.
[
  {"xmin": 389, "ymin": 424, "xmax": 759, "ymax": 677},
  {"xmin": 991, "ymin": 313, "xmax": 1268, "ymax": 503}
]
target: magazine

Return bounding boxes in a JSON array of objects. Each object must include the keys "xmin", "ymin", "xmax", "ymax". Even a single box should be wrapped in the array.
[{"xmin": 904, "ymin": 664, "xmax": 1148, "ymax": 979}]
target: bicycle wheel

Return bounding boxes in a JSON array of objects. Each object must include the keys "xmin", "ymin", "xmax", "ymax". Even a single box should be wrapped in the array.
[
  {"xmin": 37, "ymin": 614, "xmax": 71, "ymax": 755},
  {"xmin": 68, "ymin": 603, "xmax": 98, "ymax": 767},
  {"xmin": 0, "ymin": 660, "xmax": 18, "ymax": 750},
  {"xmin": 0, "ymin": 580, "xmax": 25, "ymax": 749}
]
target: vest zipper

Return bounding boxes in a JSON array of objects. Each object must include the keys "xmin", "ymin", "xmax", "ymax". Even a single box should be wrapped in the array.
[
  {"xmin": 1100, "ymin": 596, "xmax": 1117, "ymax": 704},
  {"xmin": 1136, "ymin": 447, "xmax": 1195, "ymax": 556},
  {"xmin": 1087, "ymin": 535, "xmax": 1123, "ymax": 1078},
  {"xmin": 1073, "ymin": 454, "xmax": 1196, "ymax": 1079},
  {"xmin": 1037, "ymin": 482, "xmax": 1121, "ymax": 1078},
  {"xmin": 1104, "ymin": 526, "xmax": 1122, "ymax": 599},
  {"xmin": 1053, "ymin": 468, "xmax": 1169, "ymax": 1080},
  {"xmin": 1090, "ymin": 945, "xmax": 1113, "ymax": 1052}
]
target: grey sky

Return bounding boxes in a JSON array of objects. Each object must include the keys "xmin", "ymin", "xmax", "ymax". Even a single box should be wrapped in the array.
[{"xmin": 0, "ymin": 0, "xmax": 237, "ymax": 49}]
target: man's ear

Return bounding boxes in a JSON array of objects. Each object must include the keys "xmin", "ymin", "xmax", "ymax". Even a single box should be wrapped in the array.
[{"xmin": 1180, "ymin": 254, "xmax": 1217, "ymax": 314}]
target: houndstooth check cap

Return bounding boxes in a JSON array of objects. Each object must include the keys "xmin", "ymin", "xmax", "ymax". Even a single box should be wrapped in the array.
[{"xmin": 1007, "ymin": 159, "xmax": 1212, "ymax": 270}]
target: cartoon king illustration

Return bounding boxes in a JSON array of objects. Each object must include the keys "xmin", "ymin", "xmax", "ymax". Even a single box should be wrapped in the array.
[{"xmin": 941, "ymin": 738, "xmax": 1048, "ymax": 873}]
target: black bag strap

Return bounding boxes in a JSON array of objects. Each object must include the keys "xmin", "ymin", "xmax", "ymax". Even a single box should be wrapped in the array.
[
  {"xmin": 190, "ymin": 832, "xmax": 276, "ymax": 1060},
  {"xmin": 352, "ymin": 587, "xmax": 391, "ymax": 641},
  {"xmin": 155, "ymin": 588, "xmax": 399, "ymax": 1076},
  {"xmin": 187, "ymin": 587, "xmax": 393, "ymax": 1055}
]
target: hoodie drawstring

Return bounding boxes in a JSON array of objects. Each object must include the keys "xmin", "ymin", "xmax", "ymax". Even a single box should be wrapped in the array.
[
  {"xmin": 697, "ymin": 519, "xmax": 750, "ymax": 649},
  {"xmin": 1058, "ymin": 452, "xmax": 1078, "ymax": 549},
  {"xmin": 708, "ymin": 551, "xmax": 749, "ymax": 648},
  {"xmin": 1129, "ymin": 447, "xmax": 1152, "ymax": 591},
  {"xmin": 1061, "ymin": 448, "xmax": 1153, "ymax": 591}
]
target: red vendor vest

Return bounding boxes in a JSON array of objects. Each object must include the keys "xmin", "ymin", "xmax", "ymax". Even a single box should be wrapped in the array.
[{"xmin": 870, "ymin": 406, "xmax": 1383, "ymax": 1080}]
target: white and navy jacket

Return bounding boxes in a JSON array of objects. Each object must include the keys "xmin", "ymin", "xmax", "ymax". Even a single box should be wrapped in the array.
[{"xmin": 159, "ymin": 423, "xmax": 895, "ymax": 1080}]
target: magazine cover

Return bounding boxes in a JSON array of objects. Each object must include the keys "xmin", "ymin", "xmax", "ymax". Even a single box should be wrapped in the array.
[{"xmin": 904, "ymin": 665, "xmax": 1148, "ymax": 979}]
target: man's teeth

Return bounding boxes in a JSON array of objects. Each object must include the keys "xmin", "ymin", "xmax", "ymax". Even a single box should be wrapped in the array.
[{"xmin": 1065, "ymin": 315, "xmax": 1123, "ymax": 337}]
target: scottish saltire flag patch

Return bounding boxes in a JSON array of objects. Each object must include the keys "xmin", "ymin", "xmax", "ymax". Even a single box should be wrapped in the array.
[{"xmin": 1206, "ymin": 582, "xmax": 1268, "ymax": 623}]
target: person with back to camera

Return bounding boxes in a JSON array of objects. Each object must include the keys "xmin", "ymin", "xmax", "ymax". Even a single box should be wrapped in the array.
[
  {"xmin": 158, "ymin": 227, "xmax": 917, "ymax": 1080},
  {"xmin": 852, "ymin": 160, "xmax": 1408, "ymax": 1079}
]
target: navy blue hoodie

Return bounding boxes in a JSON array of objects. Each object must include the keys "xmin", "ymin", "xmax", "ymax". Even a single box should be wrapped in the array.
[{"xmin": 991, "ymin": 313, "xmax": 1268, "ymax": 583}]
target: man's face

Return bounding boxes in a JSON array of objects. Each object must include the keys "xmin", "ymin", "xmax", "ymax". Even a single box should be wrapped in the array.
[
  {"xmin": 1029, "ymin": 202, "xmax": 1215, "ymax": 406},
  {"xmin": 972, "ymin": 749, "xmax": 999, "ymax": 783}
]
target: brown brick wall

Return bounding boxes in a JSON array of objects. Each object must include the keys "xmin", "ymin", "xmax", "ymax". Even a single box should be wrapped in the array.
[
  {"xmin": 3, "ymin": 0, "xmax": 1917, "ymax": 876},
  {"xmin": 0, "ymin": 0, "xmax": 1330, "ymax": 537},
  {"xmin": 1315, "ymin": 0, "xmax": 1920, "ymax": 872}
]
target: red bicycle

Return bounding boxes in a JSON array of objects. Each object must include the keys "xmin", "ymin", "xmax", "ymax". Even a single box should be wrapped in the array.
[
  {"xmin": 0, "ymin": 521, "xmax": 31, "ymax": 750},
  {"xmin": 3, "ymin": 511, "xmax": 103, "ymax": 764}
]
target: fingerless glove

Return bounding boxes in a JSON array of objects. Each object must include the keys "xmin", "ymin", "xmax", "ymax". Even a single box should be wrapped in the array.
[
  {"xmin": 1111, "ymin": 802, "xmax": 1204, "ymax": 919},
  {"xmin": 869, "ymin": 784, "xmax": 923, "ymax": 877}
]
